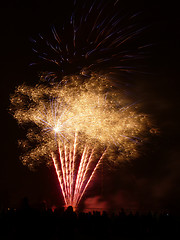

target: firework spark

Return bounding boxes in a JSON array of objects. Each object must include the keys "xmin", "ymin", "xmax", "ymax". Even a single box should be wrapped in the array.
[
  {"xmin": 31, "ymin": 0, "xmax": 149, "ymax": 82},
  {"xmin": 10, "ymin": 75, "xmax": 154, "ymax": 207}
]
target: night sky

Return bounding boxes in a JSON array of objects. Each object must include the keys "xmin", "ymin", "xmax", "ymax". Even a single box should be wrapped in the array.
[{"xmin": 1, "ymin": 0, "xmax": 180, "ymax": 213}]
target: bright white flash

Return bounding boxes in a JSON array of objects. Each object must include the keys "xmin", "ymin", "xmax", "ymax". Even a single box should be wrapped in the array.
[{"xmin": 54, "ymin": 126, "xmax": 60, "ymax": 133}]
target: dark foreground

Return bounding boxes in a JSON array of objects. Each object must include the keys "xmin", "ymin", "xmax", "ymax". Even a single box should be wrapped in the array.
[{"xmin": 0, "ymin": 202, "xmax": 180, "ymax": 240}]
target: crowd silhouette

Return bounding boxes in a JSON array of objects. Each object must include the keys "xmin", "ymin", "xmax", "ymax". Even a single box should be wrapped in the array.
[{"xmin": 0, "ymin": 198, "xmax": 179, "ymax": 240}]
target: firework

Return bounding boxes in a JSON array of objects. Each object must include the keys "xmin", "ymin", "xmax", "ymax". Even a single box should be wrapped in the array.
[
  {"xmin": 31, "ymin": 0, "xmax": 149, "ymax": 82},
  {"xmin": 10, "ymin": 75, "xmax": 153, "ymax": 208},
  {"xmin": 9, "ymin": 0, "xmax": 155, "ymax": 208}
]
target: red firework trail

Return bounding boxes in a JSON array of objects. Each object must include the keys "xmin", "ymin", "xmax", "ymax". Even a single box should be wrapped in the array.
[{"xmin": 52, "ymin": 133, "xmax": 106, "ymax": 208}]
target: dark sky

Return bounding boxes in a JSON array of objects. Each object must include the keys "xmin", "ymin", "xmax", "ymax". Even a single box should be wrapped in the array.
[{"xmin": 0, "ymin": 0, "xmax": 180, "ymax": 212}]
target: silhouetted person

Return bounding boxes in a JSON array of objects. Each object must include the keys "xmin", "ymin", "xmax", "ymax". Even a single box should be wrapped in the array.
[{"xmin": 62, "ymin": 206, "xmax": 77, "ymax": 237}]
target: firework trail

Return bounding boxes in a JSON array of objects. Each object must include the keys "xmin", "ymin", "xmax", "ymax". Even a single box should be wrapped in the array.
[
  {"xmin": 30, "ymin": 0, "xmax": 150, "ymax": 82},
  {"xmin": 10, "ymin": 75, "xmax": 154, "ymax": 208}
]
